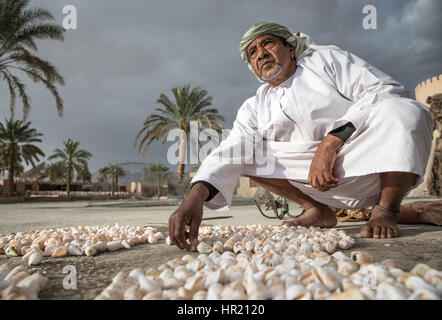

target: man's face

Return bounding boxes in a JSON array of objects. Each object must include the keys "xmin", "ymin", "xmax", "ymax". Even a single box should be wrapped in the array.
[{"xmin": 246, "ymin": 34, "xmax": 296, "ymax": 85}]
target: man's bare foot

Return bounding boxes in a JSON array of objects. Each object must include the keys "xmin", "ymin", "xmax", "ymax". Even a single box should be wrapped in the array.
[
  {"xmin": 282, "ymin": 204, "xmax": 337, "ymax": 228},
  {"xmin": 360, "ymin": 204, "xmax": 400, "ymax": 239}
]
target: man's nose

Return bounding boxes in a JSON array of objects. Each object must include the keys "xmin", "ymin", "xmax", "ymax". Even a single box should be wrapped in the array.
[{"xmin": 257, "ymin": 46, "xmax": 269, "ymax": 60}]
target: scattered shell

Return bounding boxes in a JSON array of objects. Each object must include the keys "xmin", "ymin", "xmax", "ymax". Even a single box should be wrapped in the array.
[
  {"xmin": 351, "ymin": 251, "xmax": 373, "ymax": 265},
  {"xmin": 27, "ymin": 252, "xmax": 43, "ymax": 266}
]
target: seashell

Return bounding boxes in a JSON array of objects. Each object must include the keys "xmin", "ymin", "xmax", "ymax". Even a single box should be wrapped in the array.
[
  {"xmin": 351, "ymin": 251, "xmax": 373, "ymax": 265},
  {"xmin": 233, "ymin": 242, "xmax": 243, "ymax": 253},
  {"xmin": 212, "ymin": 241, "xmax": 224, "ymax": 253},
  {"xmin": 174, "ymin": 266, "xmax": 193, "ymax": 281},
  {"xmin": 181, "ymin": 254, "xmax": 195, "ymax": 263},
  {"xmin": 338, "ymin": 238, "xmax": 354, "ymax": 250},
  {"xmin": 337, "ymin": 259, "xmax": 359, "ymax": 276},
  {"xmin": 197, "ymin": 241, "xmax": 212, "ymax": 254},
  {"xmin": 28, "ymin": 252, "xmax": 43, "ymax": 266},
  {"xmin": 162, "ymin": 289, "xmax": 179, "ymax": 300},
  {"xmin": 68, "ymin": 244, "xmax": 83, "ymax": 256},
  {"xmin": 186, "ymin": 259, "xmax": 204, "ymax": 273},
  {"xmin": 5, "ymin": 245, "xmax": 19, "ymax": 257},
  {"xmin": 121, "ymin": 240, "xmax": 131, "ymax": 249},
  {"xmin": 184, "ymin": 273, "xmax": 206, "ymax": 293},
  {"xmin": 405, "ymin": 276, "xmax": 435, "ymax": 292},
  {"xmin": 269, "ymin": 284, "xmax": 286, "ymax": 300},
  {"xmin": 94, "ymin": 241, "xmax": 107, "ymax": 252},
  {"xmin": 165, "ymin": 236, "xmax": 174, "ymax": 245},
  {"xmin": 142, "ymin": 292, "xmax": 163, "ymax": 300},
  {"xmin": 84, "ymin": 245, "xmax": 98, "ymax": 256},
  {"xmin": 5, "ymin": 271, "xmax": 30, "ymax": 286},
  {"xmin": 220, "ymin": 282, "xmax": 247, "ymax": 300},
  {"xmin": 408, "ymin": 288, "xmax": 440, "ymax": 300},
  {"xmin": 204, "ymin": 269, "xmax": 224, "ymax": 287},
  {"xmin": 138, "ymin": 277, "xmax": 161, "ymax": 294},
  {"xmin": 4, "ymin": 266, "xmax": 27, "ymax": 282},
  {"xmin": 331, "ymin": 251, "xmax": 348, "ymax": 261},
  {"xmin": 193, "ymin": 290, "xmax": 207, "ymax": 300},
  {"xmin": 124, "ymin": 286, "xmax": 146, "ymax": 300},
  {"xmin": 162, "ymin": 275, "xmax": 182, "ymax": 289},
  {"xmin": 322, "ymin": 241, "xmax": 337, "ymax": 254},
  {"xmin": 107, "ymin": 240, "xmax": 123, "ymax": 252},
  {"xmin": 244, "ymin": 240, "xmax": 255, "ymax": 252},
  {"xmin": 153, "ymin": 232, "xmax": 164, "ymax": 240},
  {"xmin": 43, "ymin": 245, "xmax": 57, "ymax": 257},
  {"xmin": 410, "ymin": 264, "xmax": 431, "ymax": 278},
  {"xmin": 147, "ymin": 235, "xmax": 158, "ymax": 244},
  {"xmin": 176, "ymin": 286, "xmax": 193, "ymax": 299},
  {"xmin": 128, "ymin": 268, "xmax": 145, "ymax": 282},
  {"xmin": 52, "ymin": 246, "xmax": 68, "ymax": 258},
  {"xmin": 286, "ymin": 284, "xmax": 311, "ymax": 300},
  {"xmin": 328, "ymin": 287, "xmax": 366, "ymax": 300},
  {"xmin": 206, "ymin": 283, "xmax": 224, "ymax": 300},
  {"xmin": 376, "ymin": 282, "xmax": 407, "ymax": 300},
  {"xmin": 20, "ymin": 245, "xmax": 31, "ymax": 256},
  {"xmin": 16, "ymin": 272, "xmax": 48, "ymax": 297},
  {"xmin": 312, "ymin": 266, "xmax": 342, "ymax": 292},
  {"xmin": 223, "ymin": 237, "xmax": 236, "ymax": 251},
  {"xmin": 145, "ymin": 267, "xmax": 160, "ymax": 277},
  {"xmin": 423, "ymin": 269, "xmax": 441, "ymax": 289},
  {"xmin": 219, "ymin": 257, "xmax": 236, "ymax": 269}
]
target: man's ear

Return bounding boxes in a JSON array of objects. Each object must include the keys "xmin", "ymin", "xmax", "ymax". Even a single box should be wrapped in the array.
[{"xmin": 290, "ymin": 47, "xmax": 295, "ymax": 59}]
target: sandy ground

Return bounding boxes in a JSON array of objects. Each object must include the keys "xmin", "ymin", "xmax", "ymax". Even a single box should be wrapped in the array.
[{"xmin": 0, "ymin": 199, "xmax": 441, "ymax": 300}]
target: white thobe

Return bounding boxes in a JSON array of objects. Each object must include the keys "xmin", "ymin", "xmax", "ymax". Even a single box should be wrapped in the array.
[{"xmin": 192, "ymin": 48, "xmax": 434, "ymax": 210}]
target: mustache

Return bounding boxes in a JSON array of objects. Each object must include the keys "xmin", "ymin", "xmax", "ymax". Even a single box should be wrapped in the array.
[{"xmin": 259, "ymin": 59, "xmax": 275, "ymax": 69}]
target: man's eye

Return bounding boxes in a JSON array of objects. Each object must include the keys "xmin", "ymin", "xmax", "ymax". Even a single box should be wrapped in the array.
[{"xmin": 249, "ymin": 50, "xmax": 256, "ymax": 57}]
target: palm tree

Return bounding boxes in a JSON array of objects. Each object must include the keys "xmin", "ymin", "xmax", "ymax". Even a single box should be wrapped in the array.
[
  {"xmin": 98, "ymin": 166, "xmax": 110, "ymax": 192},
  {"xmin": 76, "ymin": 165, "xmax": 92, "ymax": 184},
  {"xmin": 39, "ymin": 161, "xmax": 67, "ymax": 184},
  {"xmin": 114, "ymin": 165, "xmax": 126, "ymax": 194},
  {"xmin": 134, "ymin": 84, "xmax": 224, "ymax": 180},
  {"xmin": 107, "ymin": 164, "xmax": 126, "ymax": 195},
  {"xmin": 0, "ymin": 0, "xmax": 65, "ymax": 120},
  {"xmin": 142, "ymin": 163, "xmax": 170, "ymax": 197},
  {"xmin": 48, "ymin": 138, "xmax": 92, "ymax": 199},
  {"xmin": 0, "ymin": 118, "xmax": 44, "ymax": 197}
]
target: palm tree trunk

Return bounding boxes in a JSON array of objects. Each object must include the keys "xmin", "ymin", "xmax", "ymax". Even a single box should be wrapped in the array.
[
  {"xmin": 177, "ymin": 130, "xmax": 187, "ymax": 181},
  {"xmin": 116, "ymin": 175, "xmax": 119, "ymax": 194},
  {"xmin": 111, "ymin": 175, "xmax": 115, "ymax": 196},
  {"xmin": 157, "ymin": 177, "xmax": 161, "ymax": 197},
  {"xmin": 67, "ymin": 165, "xmax": 72, "ymax": 199},
  {"xmin": 7, "ymin": 150, "xmax": 15, "ymax": 197}
]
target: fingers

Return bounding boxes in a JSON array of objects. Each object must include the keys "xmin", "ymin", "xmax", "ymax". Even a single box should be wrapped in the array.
[
  {"xmin": 310, "ymin": 174, "xmax": 339, "ymax": 191},
  {"xmin": 171, "ymin": 213, "xmax": 190, "ymax": 251},
  {"xmin": 189, "ymin": 217, "xmax": 201, "ymax": 248}
]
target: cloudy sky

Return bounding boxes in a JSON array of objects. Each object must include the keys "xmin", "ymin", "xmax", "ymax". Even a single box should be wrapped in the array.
[{"xmin": 1, "ymin": 0, "xmax": 441, "ymax": 174}]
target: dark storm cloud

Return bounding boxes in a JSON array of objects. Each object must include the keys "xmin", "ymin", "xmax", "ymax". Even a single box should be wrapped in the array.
[{"xmin": 0, "ymin": 0, "xmax": 440, "ymax": 174}]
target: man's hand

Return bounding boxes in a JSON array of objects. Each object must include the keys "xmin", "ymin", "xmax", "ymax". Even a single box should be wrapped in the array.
[
  {"xmin": 308, "ymin": 134, "xmax": 344, "ymax": 192},
  {"xmin": 168, "ymin": 183, "xmax": 209, "ymax": 251}
]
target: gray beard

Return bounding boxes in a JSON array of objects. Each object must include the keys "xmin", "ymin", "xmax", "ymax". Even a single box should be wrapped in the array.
[{"xmin": 260, "ymin": 63, "xmax": 283, "ymax": 82}]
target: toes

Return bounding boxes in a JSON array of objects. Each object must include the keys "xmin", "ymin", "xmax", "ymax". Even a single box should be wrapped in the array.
[
  {"xmin": 282, "ymin": 221, "xmax": 295, "ymax": 227},
  {"xmin": 360, "ymin": 223, "xmax": 373, "ymax": 238},
  {"xmin": 387, "ymin": 227, "xmax": 394, "ymax": 238},
  {"xmin": 373, "ymin": 225, "xmax": 381, "ymax": 238},
  {"xmin": 380, "ymin": 227, "xmax": 388, "ymax": 239}
]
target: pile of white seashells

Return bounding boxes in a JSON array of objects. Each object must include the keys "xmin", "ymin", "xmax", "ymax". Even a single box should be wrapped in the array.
[
  {"xmin": 0, "ymin": 264, "xmax": 48, "ymax": 300},
  {"xmin": 0, "ymin": 223, "xmax": 165, "ymax": 266},
  {"xmin": 96, "ymin": 224, "xmax": 441, "ymax": 300}
]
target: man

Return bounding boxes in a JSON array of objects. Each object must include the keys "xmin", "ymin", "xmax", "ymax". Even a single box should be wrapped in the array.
[{"xmin": 168, "ymin": 22, "xmax": 434, "ymax": 250}]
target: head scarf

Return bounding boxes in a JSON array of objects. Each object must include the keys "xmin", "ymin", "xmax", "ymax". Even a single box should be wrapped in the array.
[{"xmin": 239, "ymin": 22, "xmax": 339, "ymax": 81}]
